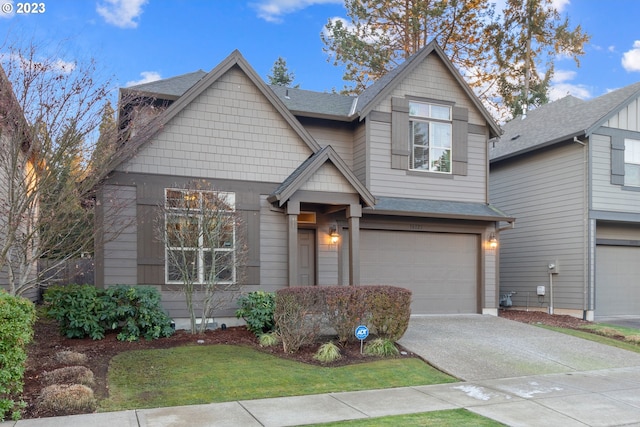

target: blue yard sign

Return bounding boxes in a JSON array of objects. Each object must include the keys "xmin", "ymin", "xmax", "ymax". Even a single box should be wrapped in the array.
[{"xmin": 355, "ymin": 325, "xmax": 369, "ymax": 340}]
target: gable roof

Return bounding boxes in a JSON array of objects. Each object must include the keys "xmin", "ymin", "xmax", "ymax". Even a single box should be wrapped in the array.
[
  {"xmin": 267, "ymin": 145, "xmax": 376, "ymax": 208},
  {"xmin": 269, "ymin": 86, "xmax": 356, "ymax": 121},
  {"xmin": 354, "ymin": 41, "xmax": 501, "ymax": 137},
  {"xmin": 491, "ymin": 81, "xmax": 640, "ymax": 162},
  {"xmin": 105, "ymin": 50, "xmax": 322, "ymax": 175}
]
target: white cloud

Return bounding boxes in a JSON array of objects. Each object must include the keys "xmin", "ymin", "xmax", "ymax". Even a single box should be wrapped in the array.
[
  {"xmin": 96, "ymin": 0, "xmax": 148, "ymax": 29},
  {"xmin": 622, "ymin": 41, "xmax": 640, "ymax": 72},
  {"xmin": 126, "ymin": 71, "xmax": 161, "ymax": 87},
  {"xmin": 252, "ymin": 0, "xmax": 342, "ymax": 23},
  {"xmin": 549, "ymin": 69, "xmax": 591, "ymax": 100},
  {"xmin": 551, "ymin": 0, "xmax": 570, "ymax": 13}
]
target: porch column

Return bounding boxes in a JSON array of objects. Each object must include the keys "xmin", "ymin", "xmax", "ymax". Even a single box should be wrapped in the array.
[
  {"xmin": 347, "ymin": 204, "xmax": 362, "ymax": 286},
  {"xmin": 287, "ymin": 201, "xmax": 300, "ymax": 287}
]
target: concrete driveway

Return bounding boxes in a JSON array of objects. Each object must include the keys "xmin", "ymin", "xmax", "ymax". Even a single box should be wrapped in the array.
[{"xmin": 398, "ymin": 314, "xmax": 640, "ymax": 381}]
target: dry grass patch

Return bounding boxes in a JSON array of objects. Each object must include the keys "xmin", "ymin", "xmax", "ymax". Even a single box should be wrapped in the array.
[
  {"xmin": 42, "ymin": 366, "xmax": 95, "ymax": 387},
  {"xmin": 37, "ymin": 384, "xmax": 97, "ymax": 416},
  {"xmin": 625, "ymin": 335, "xmax": 640, "ymax": 345},
  {"xmin": 55, "ymin": 350, "xmax": 87, "ymax": 365}
]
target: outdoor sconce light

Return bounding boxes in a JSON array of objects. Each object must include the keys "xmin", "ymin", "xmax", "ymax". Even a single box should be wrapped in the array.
[
  {"xmin": 329, "ymin": 226, "xmax": 339, "ymax": 244},
  {"xmin": 488, "ymin": 232, "xmax": 498, "ymax": 249}
]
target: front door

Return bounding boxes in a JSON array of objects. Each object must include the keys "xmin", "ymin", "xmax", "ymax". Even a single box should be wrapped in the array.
[{"xmin": 298, "ymin": 229, "xmax": 316, "ymax": 285}]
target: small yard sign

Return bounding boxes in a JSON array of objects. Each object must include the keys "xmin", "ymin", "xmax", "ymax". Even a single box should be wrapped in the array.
[{"xmin": 355, "ymin": 325, "xmax": 369, "ymax": 354}]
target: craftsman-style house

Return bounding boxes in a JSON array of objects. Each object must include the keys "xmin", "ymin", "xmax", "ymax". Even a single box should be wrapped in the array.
[{"xmin": 96, "ymin": 41, "xmax": 513, "ymax": 319}]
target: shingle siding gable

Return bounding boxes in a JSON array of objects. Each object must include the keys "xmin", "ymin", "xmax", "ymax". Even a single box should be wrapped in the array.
[{"xmin": 118, "ymin": 67, "xmax": 313, "ymax": 183}]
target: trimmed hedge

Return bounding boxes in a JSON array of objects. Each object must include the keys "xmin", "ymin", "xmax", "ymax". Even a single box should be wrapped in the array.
[
  {"xmin": 274, "ymin": 286, "xmax": 411, "ymax": 353},
  {"xmin": 43, "ymin": 284, "xmax": 174, "ymax": 341},
  {"xmin": 0, "ymin": 291, "xmax": 36, "ymax": 421}
]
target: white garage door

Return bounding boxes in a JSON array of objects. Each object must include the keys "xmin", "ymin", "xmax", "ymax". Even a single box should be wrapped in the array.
[
  {"xmin": 360, "ymin": 230, "xmax": 479, "ymax": 314},
  {"xmin": 596, "ymin": 245, "xmax": 640, "ymax": 317}
]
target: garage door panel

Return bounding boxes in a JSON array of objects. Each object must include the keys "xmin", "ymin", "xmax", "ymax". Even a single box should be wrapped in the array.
[
  {"xmin": 360, "ymin": 230, "xmax": 478, "ymax": 314},
  {"xmin": 596, "ymin": 246, "xmax": 640, "ymax": 317}
]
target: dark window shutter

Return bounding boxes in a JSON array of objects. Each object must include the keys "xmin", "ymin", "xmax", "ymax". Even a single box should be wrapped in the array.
[
  {"xmin": 452, "ymin": 106, "xmax": 468, "ymax": 176},
  {"xmin": 611, "ymin": 136, "xmax": 624, "ymax": 185},
  {"xmin": 391, "ymin": 97, "xmax": 410, "ymax": 170}
]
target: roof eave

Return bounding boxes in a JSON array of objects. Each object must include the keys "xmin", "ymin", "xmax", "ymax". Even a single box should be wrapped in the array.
[{"xmin": 490, "ymin": 130, "xmax": 587, "ymax": 163}]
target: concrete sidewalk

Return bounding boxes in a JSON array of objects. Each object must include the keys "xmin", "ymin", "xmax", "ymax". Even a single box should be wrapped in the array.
[{"xmin": 4, "ymin": 315, "xmax": 640, "ymax": 426}]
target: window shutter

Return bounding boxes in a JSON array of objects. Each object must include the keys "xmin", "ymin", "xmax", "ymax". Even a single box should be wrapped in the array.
[
  {"xmin": 452, "ymin": 106, "xmax": 468, "ymax": 176},
  {"xmin": 611, "ymin": 136, "xmax": 624, "ymax": 185},
  {"xmin": 391, "ymin": 97, "xmax": 410, "ymax": 170}
]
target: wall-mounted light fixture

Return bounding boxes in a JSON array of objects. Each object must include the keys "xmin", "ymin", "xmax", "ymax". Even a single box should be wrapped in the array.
[
  {"xmin": 329, "ymin": 226, "xmax": 339, "ymax": 244},
  {"xmin": 488, "ymin": 232, "xmax": 498, "ymax": 249}
]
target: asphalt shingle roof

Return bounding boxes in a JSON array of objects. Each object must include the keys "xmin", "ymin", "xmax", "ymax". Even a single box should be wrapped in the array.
[
  {"xmin": 269, "ymin": 86, "xmax": 355, "ymax": 118},
  {"xmin": 126, "ymin": 70, "xmax": 207, "ymax": 98},
  {"xmin": 491, "ymin": 81, "xmax": 640, "ymax": 161},
  {"xmin": 368, "ymin": 197, "xmax": 514, "ymax": 221}
]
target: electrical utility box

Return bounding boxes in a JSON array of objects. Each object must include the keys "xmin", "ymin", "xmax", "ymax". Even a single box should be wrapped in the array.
[
  {"xmin": 537, "ymin": 286, "xmax": 546, "ymax": 296},
  {"xmin": 548, "ymin": 260, "xmax": 559, "ymax": 274}
]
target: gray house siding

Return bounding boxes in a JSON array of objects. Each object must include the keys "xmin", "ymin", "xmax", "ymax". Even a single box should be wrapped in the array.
[
  {"xmin": 365, "ymin": 53, "xmax": 489, "ymax": 203},
  {"xmin": 98, "ymin": 184, "xmax": 138, "ymax": 286},
  {"xmin": 490, "ymin": 142, "xmax": 588, "ymax": 312}
]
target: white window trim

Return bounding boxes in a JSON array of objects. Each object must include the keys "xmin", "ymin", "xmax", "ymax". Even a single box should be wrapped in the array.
[
  {"xmin": 164, "ymin": 188, "xmax": 236, "ymax": 285},
  {"xmin": 409, "ymin": 101, "xmax": 452, "ymax": 174}
]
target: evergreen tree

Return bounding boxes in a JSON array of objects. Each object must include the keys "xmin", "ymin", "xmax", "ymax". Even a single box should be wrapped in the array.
[{"xmin": 267, "ymin": 57, "xmax": 299, "ymax": 88}]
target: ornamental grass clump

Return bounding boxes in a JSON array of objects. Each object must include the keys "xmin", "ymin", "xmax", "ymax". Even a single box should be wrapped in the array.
[
  {"xmin": 364, "ymin": 338, "xmax": 399, "ymax": 357},
  {"xmin": 258, "ymin": 332, "xmax": 280, "ymax": 347},
  {"xmin": 37, "ymin": 384, "xmax": 97, "ymax": 416},
  {"xmin": 313, "ymin": 342, "xmax": 342, "ymax": 363},
  {"xmin": 42, "ymin": 366, "xmax": 95, "ymax": 387},
  {"xmin": 54, "ymin": 350, "xmax": 87, "ymax": 365}
]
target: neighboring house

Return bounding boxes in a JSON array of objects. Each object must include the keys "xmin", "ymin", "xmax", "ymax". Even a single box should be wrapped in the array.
[
  {"xmin": 0, "ymin": 66, "xmax": 38, "ymax": 299},
  {"xmin": 95, "ymin": 41, "xmax": 513, "ymax": 319},
  {"xmin": 490, "ymin": 82, "xmax": 640, "ymax": 320}
]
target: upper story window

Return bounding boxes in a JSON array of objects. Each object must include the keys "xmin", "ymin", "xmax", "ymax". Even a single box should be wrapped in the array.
[
  {"xmin": 165, "ymin": 188, "xmax": 236, "ymax": 285},
  {"xmin": 408, "ymin": 101, "xmax": 452, "ymax": 173},
  {"xmin": 625, "ymin": 139, "xmax": 640, "ymax": 187}
]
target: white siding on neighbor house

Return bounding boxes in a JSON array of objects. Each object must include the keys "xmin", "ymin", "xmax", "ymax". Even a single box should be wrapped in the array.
[
  {"xmin": 490, "ymin": 143, "xmax": 588, "ymax": 310},
  {"xmin": 102, "ymin": 185, "xmax": 137, "ymax": 286},
  {"xmin": 303, "ymin": 123, "xmax": 353, "ymax": 169},
  {"xmin": 603, "ymin": 97, "xmax": 640, "ymax": 131},
  {"xmin": 259, "ymin": 195, "xmax": 288, "ymax": 290},
  {"xmin": 119, "ymin": 67, "xmax": 313, "ymax": 183},
  {"xmin": 299, "ymin": 163, "xmax": 357, "ymax": 194},
  {"xmin": 366, "ymin": 54, "xmax": 488, "ymax": 202},
  {"xmin": 591, "ymin": 132, "xmax": 640, "ymax": 214}
]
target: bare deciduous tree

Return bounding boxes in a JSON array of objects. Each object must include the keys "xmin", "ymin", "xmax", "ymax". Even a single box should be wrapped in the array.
[
  {"xmin": 0, "ymin": 40, "xmax": 154, "ymax": 297},
  {"xmin": 155, "ymin": 181, "xmax": 247, "ymax": 334}
]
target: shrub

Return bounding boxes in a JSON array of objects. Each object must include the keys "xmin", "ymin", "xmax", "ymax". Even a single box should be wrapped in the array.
[
  {"xmin": 274, "ymin": 288, "xmax": 324, "ymax": 353},
  {"xmin": 44, "ymin": 284, "xmax": 174, "ymax": 341},
  {"xmin": 235, "ymin": 291, "xmax": 276, "ymax": 336},
  {"xmin": 0, "ymin": 291, "xmax": 36, "ymax": 422},
  {"xmin": 258, "ymin": 332, "xmax": 280, "ymax": 347},
  {"xmin": 364, "ymin": 338, "xmax": 399, "ymax": 357},
  {"xmin": 313, "ymin": 342, "xmax": 342, "ymax": 363},
  {"xmin": 105, "ymin": 285, "xmax": 174, "ymax": 341},
  {"xmin": 365, "ymin": 286, "xmax": 412, "ymax": 341},
  {"xmin": 42, "ymin": 366, "xmax": 95, "ymax": 387},
  {"xmin": 43, "ymin": 284, "xmax": 115, "ymax": 340},
  {"xmin": 323, "ymin": 287, "xmax": 368, "ymax": 344},
  {"xmin": 37, "ymin": 384, "xmax": 96, "ymax": 416}
]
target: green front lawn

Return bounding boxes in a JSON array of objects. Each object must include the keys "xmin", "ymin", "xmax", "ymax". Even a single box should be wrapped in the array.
[
  {"xmin": 101, "ymin": 344, "xmax": 456, "ymax": 412},
  {"xmin": 305, "ymin": 409, "xmax": 506, "ymax": 426}
]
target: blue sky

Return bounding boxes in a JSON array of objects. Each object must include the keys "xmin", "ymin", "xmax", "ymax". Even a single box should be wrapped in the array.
[{"xmin": 2, "ymin": 0, "xmax": 640, "ymax": 104}]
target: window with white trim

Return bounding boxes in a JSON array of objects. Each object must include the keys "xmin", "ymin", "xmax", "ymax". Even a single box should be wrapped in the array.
[
  {"xmin": 625, "ymin": 139, "xmax": 640, "ymax": 187},
  {"xmin": 409, "ymin": 101, "xmax": 452, "ymax": 173},
  {"xmin": 165, "ymin": 189, "xmax": 236, "ymax": 284}
]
